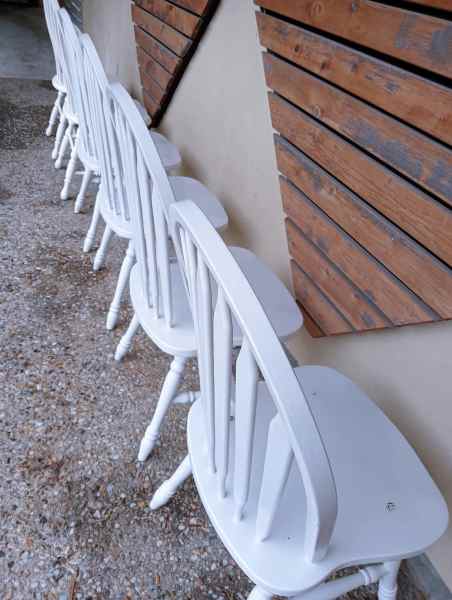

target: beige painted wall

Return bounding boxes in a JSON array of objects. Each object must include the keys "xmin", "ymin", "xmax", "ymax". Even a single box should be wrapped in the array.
[
  {"xmin": 83, "ymin": 0, "xmax": 142, "ymax": 99},
  {"xmin": 85, "ymin": 0, "xmax": 452, "ymax": 588}
]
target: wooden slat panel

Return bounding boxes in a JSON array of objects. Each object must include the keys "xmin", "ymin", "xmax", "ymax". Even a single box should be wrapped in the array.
[
  {"xmin": 133, "ymin": 5, "xmax": 192, "ymax": 56},
  {"xmin": 143, "ymin": 91, "xmax": 161, "ymax": 119},
  {"xmin": 281, "ymin": 178, "xmax": 437, "ymax": 325},
  {"xmin": 291, "ymin": 262, "xmax": 353, "ymax": 335},
  {"xmin": 269, "ymin": 93, "xmax": 452, "ymax": 266},
  {"xmin": 264, "ymin": 53, "xmax": 452, "ymax": 206},
  {"xmin": 257, "ymin": 13, "xmax": 452, "ymax": 147},
  {"xmin": 255, "ymin": 0, "xmax": 452, "ymax": 79},
  {"xmin": 169, "ymin": 0, "xmax": 210, "ymax": 15},
  {"xmin": 287, "ymin": 221, "xmax": 390, "ymax": 330},
  {"xmin": 134, "ymin": 26, "xmax": 180, "ymax": 74},
  {"xmin": 276, "ymin": 136, "xmax": 452, "ymax": 317},
  {"xmin": 137, "ymin": 47, "xmax": 173, "ymax": 89},
  {"xmin": 407, "ymin": 0, "xmax": 452, "ymax": 9},
  {"xmin": 136, "ymin": 0, "xmax": 201, "ymax": 37},
  {"xmin": 140, "ymin": 70, "xmax": 167, "ymax": 103},
  {"xmin": 298, "ymin": 303, "xmax": 325, "ymax": 338}
]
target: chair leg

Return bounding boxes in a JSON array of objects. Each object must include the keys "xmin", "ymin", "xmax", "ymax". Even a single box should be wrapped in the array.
[
  {"xmin": 378, "ymin": 561, "xmax": 401, "ymax": 600},
  {"xmin": 150, "ymin": 455, "xmax": 192, "ymax": 510},
  {"xmin": 74, "ymin": 167, "xmax": 93, "ymax": 213},
  {"xmin": 55, "ymin": 121, "xmax": 72, "ymax": 169},
  {"xmin": 52, "ymin": 113, "xmax": 67, "ymax": 160},
  {"xmin": 115, "ymin": 313, "xmax": 140, "ymax": 361},
  {"xmin": 83, "ymin": 193, "xmax": 102, "ymax": 253},
  {"xmin": 60, "ymin": 130, "xmax": 80, "ymax": 200},
  {"xmin": 46, "ymin": 91, "xmax": 63, "ymax": 137},
  {"xmin": 93, "ymin": 225, "xmax": 113, "ymax": 271},
  {"xmin": 106, "ymin": 241, "xmax": 135, "ymax": 330},
  {"xmin": 138, "ymin": 356, "xmax": 187, "ymax": 462}
]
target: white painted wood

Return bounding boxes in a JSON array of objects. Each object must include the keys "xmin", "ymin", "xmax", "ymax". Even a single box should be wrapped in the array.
[
  {"xmin": 74, "ymin": 166, "xmax": 93, "ymax": 213},
  {"xmin": 234, "ymin": 338, "xmax": 259, "ymax": 521},
  {"xmin": 149, "ymin": 456, "xmax": 192, "ymax": 510},
  {"xmin": 170, "ymin": 199, "xmax": 448, "ymax": 598},
  {"xmin": 109, "ymin": 84, "xmax": 302, "ymax": 476},
  {"xmin": 138, "ymin": 356, "xmax": 187, "ymax": 462},
  {"xmin": 93, "ymin": 226, "xmax": 113, "ymax": 272},
  {"xmin": 256, "ymin": 414, "xmax": 293, "ymax": 542},
  {"xmin": 106, "ymin": 242, "xmax": 136, "ymax": 330},
  {"xmin": 115, "ymin": 313, "xmax": 140, "ymax": 362}
]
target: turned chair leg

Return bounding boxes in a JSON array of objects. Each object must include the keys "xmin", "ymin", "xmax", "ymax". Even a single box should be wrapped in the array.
[
  {"xmin": 46, "ymin": 90, "xmax": 64, "ymax": 137},
  {"xmin": 83, "ymin": 193, "xmax": 102, "ymax": 253},
  {"xmin": 138, "ymin": 356, "xmax": 187, "ymax": 462},
  {"xmin": 74, "ymin": 167, "xmax": 93, "ymax": 213},
  {"xmin": 115, "ymin": 313, "xmax": 140, "ymax": 362},
  {"xmin": 93, "ymin": 225, "xmax": 113, "ymax": 271},
  {"xmin": 55, "ymin": 121, "xmax": 73, "ymax": 169},
  {"xmin": 106, "ymin": 241, "xmax": 135, "ymax": 330},
  {"xmin": 52, "ymin": 113, "xmax": 67, "ymax": 160},
  {"xmin": 60, "ymin": 130, "xmax": 80, "ymax": 200},
  {"xmin": 150, "ymin": 455, "xmax": 192, "ymax": 510},
  {"xmin": 378, "ymin": 561, "xmax": 401, "ymax": 600}
]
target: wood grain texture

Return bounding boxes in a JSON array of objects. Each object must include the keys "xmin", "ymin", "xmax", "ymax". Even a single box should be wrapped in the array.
[
  {"xmin": 140, "ymin": 70, "xmax": 166, "ymax": 103},
  {"xmin": 135, "ymin": 0, "xmax": 201, "ymax": 37},
  {"xmin": 264, "ymin": 53, "xmax": 452, "ymax": 206},
  {"xmin": 269, "ymin": 93, "xmax": 452, "ymax": 266},
  {"xmin": 133, "ymin": 0, "xmax": 219, "ymax": 126},
  {"xmin": 281, "ymin": 178, "xmax": 437, "ymax": 326},
  {"xmin": 133, "ymin": 5, "xmax": 191, "ymax": 56},
  {"xmin": 134, "ymin": 26, "xmax": 179, "ymax": 73},
  {"xmin": 257, "ymin": 1, "xmax": 452, "ymax": 336},
  {"xmin": 257, "ymin": 13, "xmax": 452, "ymax": 147},
  {"xmin": 276, "ymin": 136, "xmax": 452, "ymax": 317},
  {"xmin": 169, "ymin": 0, "xmax": 210, "ymax": 15},
  {"xmin": 287, "ymin": 221, "xmax": 390, "ymax": 331},
  {"xmin": 291, "ymin": 262, "xmax": 353, "ymax": 335},
  {"xmin": 255, "ymin": 0, "xmax": 452, "ymax": 78},
  {"xmin": 137, "ymin": 47, "xmax": 173, "ymax": 89}
]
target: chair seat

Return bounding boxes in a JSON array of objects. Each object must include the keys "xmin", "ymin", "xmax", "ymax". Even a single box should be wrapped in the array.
[
  {"xmin": 151, "ymin": 132, "xmax": 182, "ymax": 172},
  {"xmin": 52, "ymin": 74, "xmax": 66, "ymax": 93},
  {"xmin": 188, "ymin": 365, "xmax": 448, "ymax": 597},
  {"xmin": 169, "ymin": 177, "xmax": 228, "ymax": 231},
  {"xmin": 130, "ymin": 247, "xmax": 302, "ymax": 356}
]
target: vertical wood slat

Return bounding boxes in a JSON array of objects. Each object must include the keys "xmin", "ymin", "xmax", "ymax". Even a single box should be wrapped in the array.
[
  {"xmin": 255, "ymin": 0, "xmax": 452, "ymax": 79},
  {"xmin": 234, "ymin": 338, "xmax": 259, "ymax": 520},
  {"xmin": 213, "ymin": 290, "xmax": 233, "ymax": 498},
  {"xmin": 256, "ymin": 415, "xmax": 294, "ymax": 541}
]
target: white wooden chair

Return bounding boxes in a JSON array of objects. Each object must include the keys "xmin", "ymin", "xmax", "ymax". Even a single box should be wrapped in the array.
[
  {"xmin": 164, "ymin": 198, "xmax": 449, "ymax": 600},
  {"xmin": 109, "ymin": 83, "xmax": 303, "ymax": 469},
  {"xmin": 42, "ymin": 0, "xmax": 67, "ymax": 160}
]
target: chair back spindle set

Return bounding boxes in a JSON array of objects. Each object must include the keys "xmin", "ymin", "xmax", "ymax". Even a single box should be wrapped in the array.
[{"xmin": 41, "ymin": 4, "xmax": 448, "ymax": 598}]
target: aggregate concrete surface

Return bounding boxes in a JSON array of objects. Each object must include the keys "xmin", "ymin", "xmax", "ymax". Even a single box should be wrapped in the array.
[{"xmin": 0, "ymin": 78, "xmax": 424, "ymax": 600}]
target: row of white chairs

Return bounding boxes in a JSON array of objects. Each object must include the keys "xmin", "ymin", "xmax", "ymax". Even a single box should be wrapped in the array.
[{"xmin": 42, "ymin": 2, "xmax": 448, "ymax": 598}]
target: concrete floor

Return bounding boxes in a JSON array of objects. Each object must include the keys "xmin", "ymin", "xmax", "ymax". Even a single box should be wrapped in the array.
[
  {"xmin": 0, "ymin": 4, "xmax": 54, "ymax": 80},
  {"xmin": 0, "ymin": 76, "xmax": 430, "ymax": 600}
]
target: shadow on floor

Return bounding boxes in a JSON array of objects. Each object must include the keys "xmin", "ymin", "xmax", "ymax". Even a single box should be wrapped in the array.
[{"xmin": 0, "ymin": 3, "xmax": 54, "ymax": 80}]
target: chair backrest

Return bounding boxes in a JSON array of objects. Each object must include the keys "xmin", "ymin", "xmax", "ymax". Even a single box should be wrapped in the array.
[
  {"xmin": 79, "ymin": 35, "xmax": 129, "ymax": 221},
  {"xmin": 170, "ymin": 199, "xmax": 338, "ymax": 563},
  {"xmin": 42, "ymin": 0, "xmax": 64, "ymax": 84},
  {"xmin": 107, "ymin": 82, "xmax": 183, "ymax": 328},
  {"xmin": 56, "ymin": 10, "xmax": 95, "ymax": 162}
]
